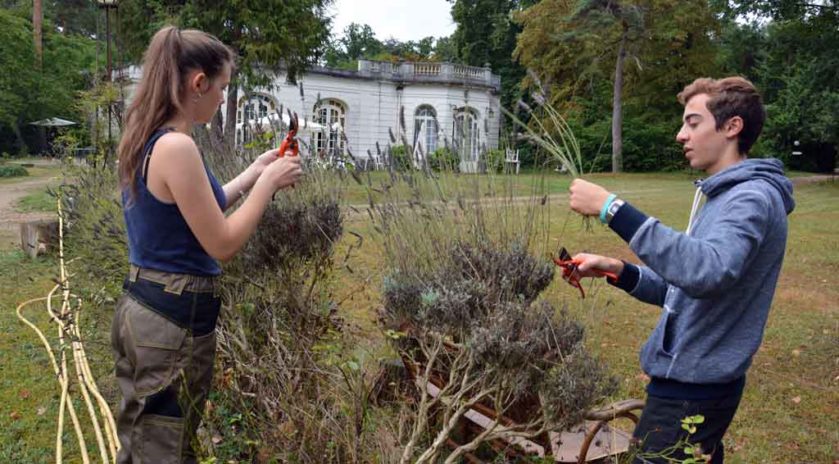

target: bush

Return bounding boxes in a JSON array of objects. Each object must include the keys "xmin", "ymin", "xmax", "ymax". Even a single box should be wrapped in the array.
[
  {"xmin": 380, "ymin": 239, "xmax": 617, "ymax": 462},
  {"xmin": 60, "ymin": 163, "xmax": 127, "ymax": 298},
  {"xmin": 371, "ymin": 169, "xmax": 618, "ymax": 462},
  {"xmin": 61, "ymin": 129, "xmax": 384, "ymax": 463},
  {"xmin": 0, "ymin": 164, "xmax": 28, "ymax": 178},
  {"xmin": 483, "ymin": 148, "xmax": 505, "ymax": 173},
  {"xmin": 390, "ymin": 144, "xmax": 413, "ymax": 171},
  {"xmin": 428, "ymin": 147, "xmax": 459, "ymax": 172}
]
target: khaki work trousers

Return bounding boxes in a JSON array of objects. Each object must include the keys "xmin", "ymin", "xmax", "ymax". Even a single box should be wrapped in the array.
[{"xmin": 111, "ymin": 267, "xmax": 219, "ymax": 464}]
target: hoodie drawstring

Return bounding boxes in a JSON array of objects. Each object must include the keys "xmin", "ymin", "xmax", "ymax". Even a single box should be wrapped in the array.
[{"xmin": 686, "ymin": 182, "xmax": 704, "ymax": 236}]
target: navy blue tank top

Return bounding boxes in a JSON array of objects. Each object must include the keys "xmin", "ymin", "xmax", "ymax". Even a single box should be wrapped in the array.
[{"xmin": 122, "ymin": 128, "xmax": 227, "ymax": 276}]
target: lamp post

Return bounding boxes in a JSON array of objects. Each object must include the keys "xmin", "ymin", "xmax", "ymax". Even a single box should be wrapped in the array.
[
  {"xmin": 98, "ymin": 0, "xmax": 118, "ymax": 164},
  {"xmin": 98, "ymin": 0, "xmax": 118, "ymax": 81}
]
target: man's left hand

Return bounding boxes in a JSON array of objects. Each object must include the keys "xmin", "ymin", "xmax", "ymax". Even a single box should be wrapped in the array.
[{"xmin": 569, "ymin": 179, "xmax": 612, "ymax": 217}]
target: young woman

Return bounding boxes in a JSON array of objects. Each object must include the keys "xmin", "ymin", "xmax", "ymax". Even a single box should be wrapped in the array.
[{"xmin": 112, "ymin": 26, "xmax": 301, "ymax": 463}]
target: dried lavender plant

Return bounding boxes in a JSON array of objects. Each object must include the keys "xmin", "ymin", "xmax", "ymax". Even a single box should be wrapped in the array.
[
  {"xmin": 367, "ymin": 163, "xmax": 617, "ymax": 462},
  {"xmin": 501, "ymin": 71, "xmax": 584, "ymax": 178}
]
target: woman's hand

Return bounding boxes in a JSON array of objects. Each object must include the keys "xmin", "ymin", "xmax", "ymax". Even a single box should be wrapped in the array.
[
  {"xmin": 249, "ymin": 148, "xmax": 282, "ymax": 178},
  {"xmin": 257, "ymin": 155, "xmax": 303, "ymax": 191},
  {"xmin": 571, "ymin": 253, "xmax": 624, "ymax": 279}
]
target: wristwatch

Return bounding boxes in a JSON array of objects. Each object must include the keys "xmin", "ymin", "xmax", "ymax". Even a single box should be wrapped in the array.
[{"xmin": 605, "ymin": 198, "xmax": 625, "ymax": 224}]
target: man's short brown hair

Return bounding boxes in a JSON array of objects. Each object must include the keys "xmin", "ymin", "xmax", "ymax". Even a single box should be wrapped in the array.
[{"xmin": 678, "ymin": 77, "xmax": 766, "ymax": 155}]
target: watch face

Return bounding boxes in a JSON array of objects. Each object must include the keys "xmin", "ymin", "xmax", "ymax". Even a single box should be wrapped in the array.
[{"xmin": 607, "ymin": 200, "xmax": 622, "ymax": 219}]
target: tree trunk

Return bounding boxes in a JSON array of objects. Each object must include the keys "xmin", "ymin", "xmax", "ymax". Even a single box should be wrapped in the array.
[
  {"xmin": 224, "ymin": 72, "xmax": 239, "ymax": 142},
  {"xmin": 33, "ymin": 0, "xmax": 43, "ymax": 68},
  {"xmin": 210, "ymin": 109, "xmax": 224, "ymax": 149},
  {"xmin": 12, "ymin": 122, "xmax": 27, "ymax": 154},
  {"xmin": 20, "ymin": 219, "xmax": 59, "ymax": 258},
  {"xmin": 611, "ymin": 23, "xmax": 627, "ymax": 174}
]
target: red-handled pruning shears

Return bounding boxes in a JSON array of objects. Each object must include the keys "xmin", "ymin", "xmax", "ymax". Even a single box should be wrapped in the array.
[
  {"xmin": 552, "ymin": 247, "xmax": 618, "ymax": 299},
  {"xmin": 273, "ymin": 110, "xmax": 299, "ymax": 198},
  {"xmin": 278, "ymin": 110, "xmax": 299, "ymax": 158}
]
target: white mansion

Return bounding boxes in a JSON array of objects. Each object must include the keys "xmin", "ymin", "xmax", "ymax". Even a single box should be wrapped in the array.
[{"xmin": 122, "ymin": 60, "xmax": 502, "ymax": 173}]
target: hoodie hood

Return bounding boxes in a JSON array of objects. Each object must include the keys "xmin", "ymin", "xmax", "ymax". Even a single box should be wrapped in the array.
[{"xmin": 700, "ymin": 158, "xmax": 795, "ymax": 214}]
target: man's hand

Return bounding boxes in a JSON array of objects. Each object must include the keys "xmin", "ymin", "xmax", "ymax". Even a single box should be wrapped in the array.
[
  {"xmin": 571, "ymin": 253, "xmax": 624, "ymax": 279},
  {"xmin": 569, "ymin": 179, "xmax": 612, "ymax": 217}
]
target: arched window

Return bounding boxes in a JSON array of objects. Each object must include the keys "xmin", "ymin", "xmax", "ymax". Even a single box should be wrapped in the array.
[
  {"xmin": 453, "ymin": 107, "xmax": 480, "ymax": 163},
  {"xmin": 236, "ymin": 94, "xmax": 276, "ymax": 146},
  {"xmin": 413, "ymin": 105, "xmax": 438, "ymax": 154},
  {"xmin": 313, "ymin": 98, "xmax": 347, "ymax": 158}
]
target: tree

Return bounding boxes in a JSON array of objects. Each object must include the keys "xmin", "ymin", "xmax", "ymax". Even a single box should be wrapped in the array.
[
  {"xmin": 323, "ymin": 23, "xmax": 443, "ymax": 69},
  {"xmin": 33, "ymin": 0, "xmax": 42, "ymax": 67},
  {"xmin": 117, "ymin": 0, "xmax": 332, "ymax": 143},
  {"xmin": 342, "ymin": 23, "xmax": 382, "ymax": 60},
  {"xmin": 323, "ymin": 23, "xmax": 384, "ymax": 68},
  {"xmin": 0, "ymin": 8, "xmax": 97, "ymax": 155},
  {"xmin": 514, "ymin": 0, "xmax": 720, "ymax": 171},
  {"xmin": 449, "ymin": 0, "xmax": 534, "ymax": 109},
  {"xmin": 715, "ymin": 0, "xmax": 839, "ymax": 171}
]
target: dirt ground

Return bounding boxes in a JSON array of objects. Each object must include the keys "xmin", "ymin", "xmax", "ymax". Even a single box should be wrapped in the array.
[{"xmin": 0, "ymin": 160, "xmax": 61, "ymax": 251}]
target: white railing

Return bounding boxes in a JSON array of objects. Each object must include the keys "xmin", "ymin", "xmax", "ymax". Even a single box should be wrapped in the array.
[
  {"xmin": 452, "ymin": 64, "xmax": 483, "ymax": 80},
  {"xmin": 356, "ymin": 60, "xmax": 498, "ymax": 88},
  {"xmin": 414, "ymin": 62, "xmax": 442, "ymax": 76}
]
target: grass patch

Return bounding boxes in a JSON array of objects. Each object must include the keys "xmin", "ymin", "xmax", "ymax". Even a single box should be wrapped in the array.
[
  {"xmin": 340, "ymin": 170, "xmax": 701, "ymax": 205},
  {"xmin": 0, "ymin": 250, "xmax": 78, "ymax": 462},
  {"xmin": 16, "ymin": 190, "xmax": 56, "ymax": 213}
]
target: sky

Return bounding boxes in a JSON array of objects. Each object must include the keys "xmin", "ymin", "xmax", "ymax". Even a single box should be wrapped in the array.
[{"xmin": 327, "ymin": 0, "xmax": 457, "ymax": 42}]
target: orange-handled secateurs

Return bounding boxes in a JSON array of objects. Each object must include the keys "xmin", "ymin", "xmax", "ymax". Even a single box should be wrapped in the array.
[
  {"xmin": 272, "ymin": 110, "xmax": 300, "ymax": 198},
  {"xmin": 552, "ymin": 247, "xmax": 619, "ymax": 298},
  {"xmin": 278, "ymin": 110, "xmax": 299, "ymax": 158}
]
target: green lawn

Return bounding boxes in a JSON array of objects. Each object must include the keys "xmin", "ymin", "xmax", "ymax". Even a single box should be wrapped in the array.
[
  {"xmin": 340, "ymin": 169, "xmax": 700, "ymax": 206},
  {"xmin": 2, "ymin": 171, "xmax": 836, "ymax": 463},
  {"xmin": 15, "ymin": 190, "xmax": 56, "ymax": 213},
  {"xmin": 0, "ymin": 250, "xmax": 92, "ymax": 462}
]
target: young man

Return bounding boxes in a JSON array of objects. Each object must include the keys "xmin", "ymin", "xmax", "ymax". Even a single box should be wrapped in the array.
[{"xmin": 567, "ymin": 77, "xmax": 795, "ymax": 463}]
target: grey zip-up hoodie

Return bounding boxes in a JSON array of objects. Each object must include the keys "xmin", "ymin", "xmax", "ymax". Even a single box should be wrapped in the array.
[{"xmin": 608, "ymin": 158, "xmax": 795, "ymax": 385}]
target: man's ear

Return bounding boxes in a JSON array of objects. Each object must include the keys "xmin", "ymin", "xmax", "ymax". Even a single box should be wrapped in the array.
[{"xmin": 725, "ymin": 116, "xmax": 744, "ymax": 139}]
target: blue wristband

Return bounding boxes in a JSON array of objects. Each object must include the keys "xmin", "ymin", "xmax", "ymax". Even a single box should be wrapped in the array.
[{"xmin": 599, "ymin": 193, "xmax": 617, "ymax": 224}]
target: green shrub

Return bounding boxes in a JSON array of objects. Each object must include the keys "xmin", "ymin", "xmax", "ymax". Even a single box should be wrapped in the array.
[
  {"xmin": 484, "ymin": 148, "xmax": 505, "ymax": 173},
  {"xmin": 0, "ymin": 164, "xmax": 28, "ymax": 178},
  {"xmin": 60, "ymin": 164, "xmax": 127, "ymax": 298},
  {"xmin": 390, "ymin": 144, "xmax": 413, "ymax": 171},
  {"xmin": 429, "ymin": 147, "xmax": 460, "ymax": 172}
]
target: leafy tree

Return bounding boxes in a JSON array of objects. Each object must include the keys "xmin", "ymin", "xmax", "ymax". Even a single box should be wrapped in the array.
[
  {"xmin": 117, "ymin": 0, "xmax": 332, "ymax": 142},
  {"xmin": 0, "ymin": 8, "xmax": 97, "ymax": 154},
  {"xmin": 324, "ymin": 22, "xmax": 445, "ymax": 69},
  {"xmin": 514, "ymin": 0, "xmax": 720, "ymax": 172},
  {"xmin": 0, "ymin": 10, "xmax": 35, "ymax": 152},
  {"xmin": 716, "ymin": 0, "xmax": 838, "ymax": 171},
  {"xmin": 449, "ymin": 0, "xmax": 534, "ymax": 109},
  {"xmin": 342, "ymin": 23, "xmax": 383, "ymax": 60}
]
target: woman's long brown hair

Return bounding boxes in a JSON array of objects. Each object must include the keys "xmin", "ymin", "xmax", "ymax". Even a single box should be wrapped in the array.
[{"xmin": 117, "ymin": 26, "xmax": 234, "ymax": 199}]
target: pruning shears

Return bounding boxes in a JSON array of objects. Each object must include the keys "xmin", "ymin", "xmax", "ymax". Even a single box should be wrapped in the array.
[
  {"xmin": 552, "ymin": 247, "xmax": 618, "ymax": 299},
  {"xmin": 278, "ymin": 110, "xmax": 300, "ymax": 158},
  {"xmin": 273, "ymin": 110, "xmax": 299, "ymax": 198}
]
